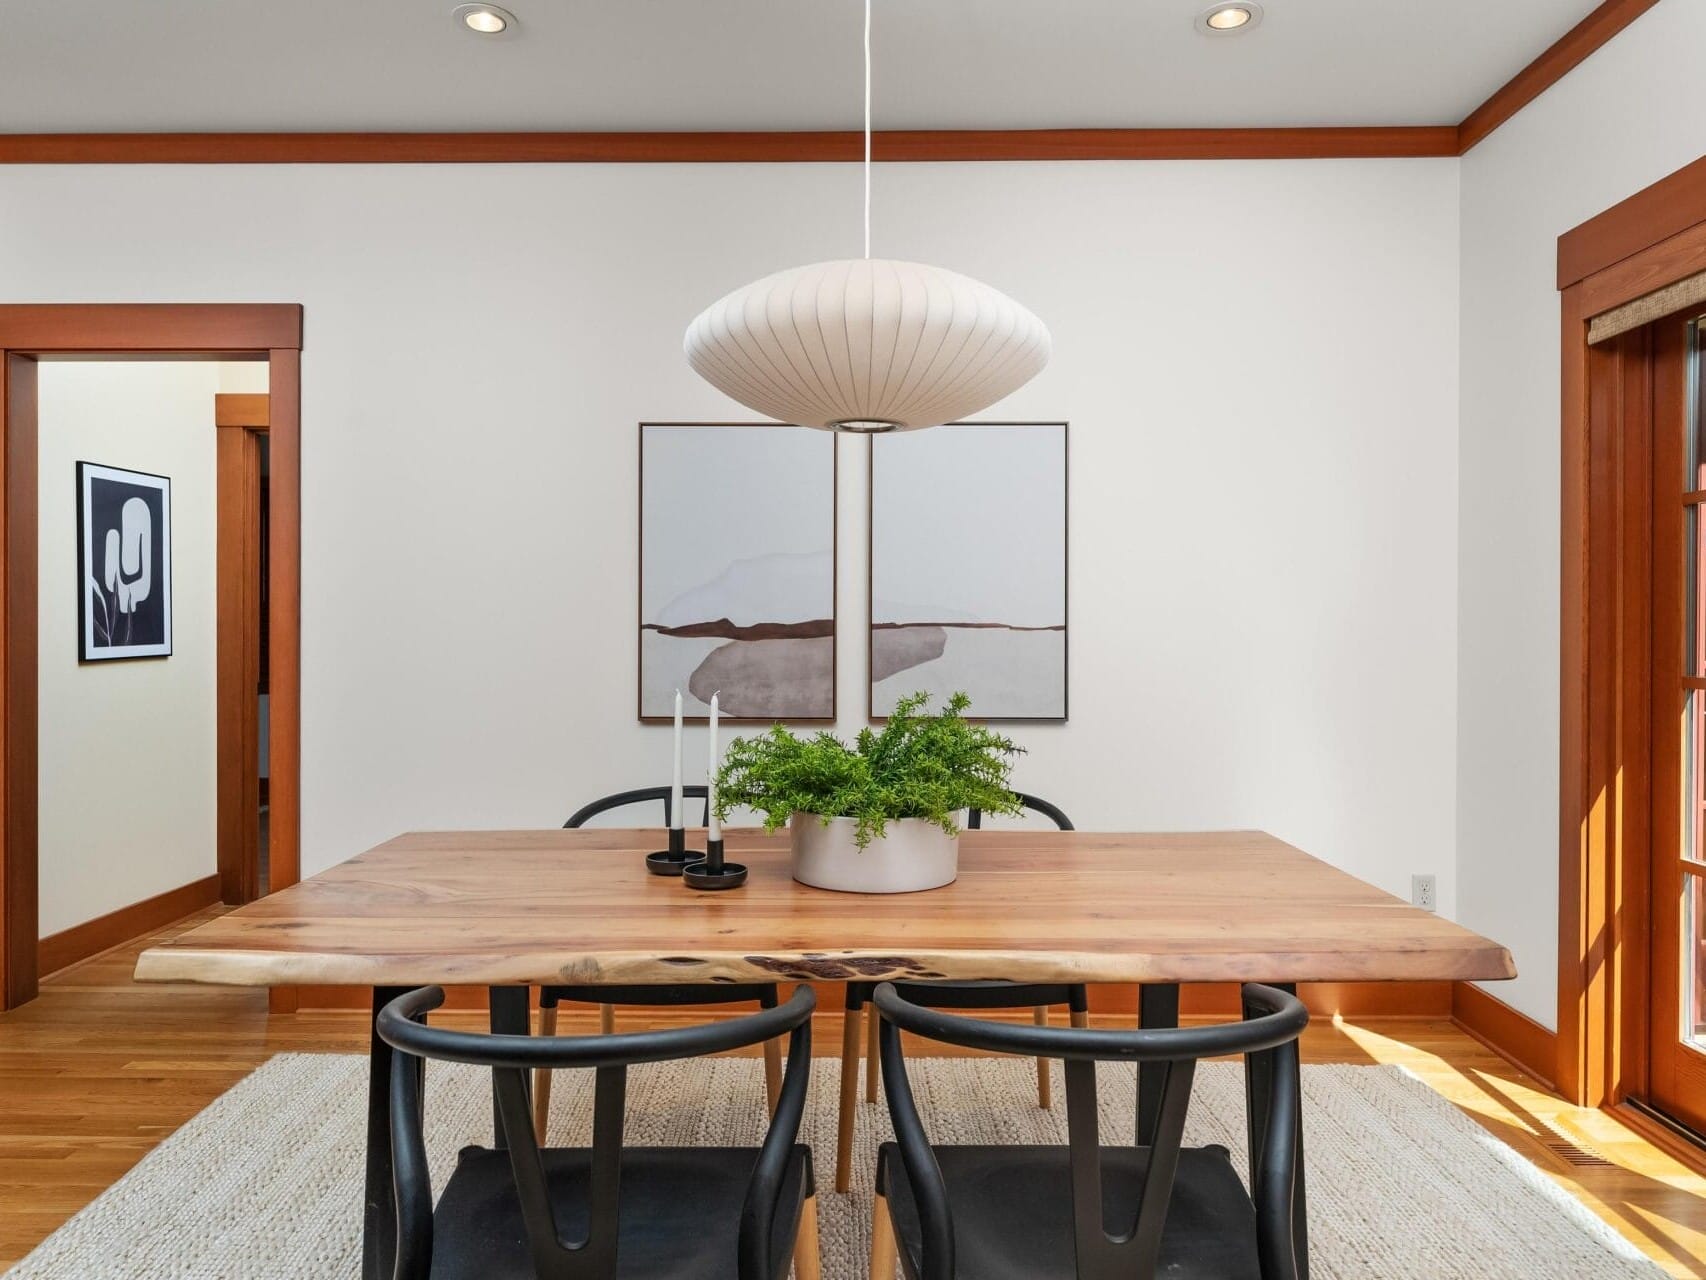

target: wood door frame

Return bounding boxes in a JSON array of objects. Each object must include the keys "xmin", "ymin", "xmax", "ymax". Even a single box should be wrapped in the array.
[
  {"xmin": 0, "ymin": 304, "xmax": 302, "ymax": 1010},
  {"xmin": 1559, "ymin": 161, "xmax": 1706, "ymax": 1108},
  {"xmin": 215, "ymin": 393, "xmax": 268, "ymax": 904}
]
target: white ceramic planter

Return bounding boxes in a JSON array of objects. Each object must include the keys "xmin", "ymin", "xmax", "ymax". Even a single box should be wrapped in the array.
[{"xmin": 789, "ymin": 813, "xmax": 960, "ymax": 893}]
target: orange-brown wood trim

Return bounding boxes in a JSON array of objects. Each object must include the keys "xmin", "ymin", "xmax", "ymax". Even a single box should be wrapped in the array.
[
  {"xmin": 216, "ymin": 425, "xmax": 263, "ymax": 904},
  {"xmin": 266, "ymin": 353, "xmax": 300, "ymax": 893},
  {"xmin": 0, "ymin": 127, "xmax": 1462, "ymax": 166},
  {"xmin": 0, "ymin": 305, "xmax": 299, "ymax": 353},
  {"xmin": 0, "ymin": 1, "xmax": 1668, "ymax": 167},
  {"xmin": 214, "ymin": 393, "xmax": 270, "ymax": 429},
  {"xmin": 1578, "ymin": 220, "xmax": 1706, "ymax": 321},
  {"xmin": 1559, "ymin": 282, "xmax": 1591, "ymax": 1103},
  {"xmin": 1561, "ymin": 154, "xmax": 1706, "ymax": 290},
  {"xmin": 0, "ymin": 306, "xmax": 302, "ymax": 1011},
  {"xmin": 1557, "ymin": 159, "xmax": 1706, "ymax": 1106},
  {"xmin": 38, "ymin": 874, "xmax": 221, "ymax": 978},
  {"xmin": 1559, "ymin": 314, "xmax": 1654, "ymax": 1108},
  {"xmin": 1458, "ymin": 0, "xmax": 1663, "ymax": 154},
  {"xmin": 1452, "ymin": 982, "xmax": 1561, "ymax": 1091},
  {"xmin": 281, "ymin": 978, "xmax": 1453, "ymax": 1016},
  {"xmin": 0, "ymin": 354, "xmax": 38, "ymax": 1010}
]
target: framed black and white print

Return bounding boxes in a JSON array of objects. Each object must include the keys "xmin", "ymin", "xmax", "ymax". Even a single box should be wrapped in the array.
[
  {"xmin": 869, "ymin": 422, "xmax": 1067, "ymax": 720},
  {"xmin": 640, "ymin": 423, "xmax": 837, "ymax": 722},
  {"xmin": 77, "ymin": 462, "xmax": 173, "ymax": 662}
]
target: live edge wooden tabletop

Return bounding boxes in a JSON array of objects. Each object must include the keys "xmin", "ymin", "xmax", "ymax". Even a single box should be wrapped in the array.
[{"xmin": 134, "ymin": 829, "xmax": 1515, "ymax": 989}]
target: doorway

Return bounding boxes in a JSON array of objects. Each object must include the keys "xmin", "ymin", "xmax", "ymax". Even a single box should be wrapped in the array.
[{"xmin": 0, "ymin": 305, "xmax": 303, "ymax": 1011}]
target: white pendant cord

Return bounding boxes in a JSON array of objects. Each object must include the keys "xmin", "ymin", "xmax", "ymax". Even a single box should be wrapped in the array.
[{"xmin": 863, "ymin": 0, "xmax": 871, "ymax": 260}]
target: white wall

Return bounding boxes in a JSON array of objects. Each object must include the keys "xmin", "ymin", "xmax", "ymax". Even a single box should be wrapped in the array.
[
  {"xmin": 0, "ymin": 158, "xmax": 1463, "ymax": 925},
  {"xmin": 37, "ymin": 362, "xmax": 222, "ymax": 935},
  {"xmin": 1457, "ymin": 0, "xmax": 1706, "ymax": 1027}
]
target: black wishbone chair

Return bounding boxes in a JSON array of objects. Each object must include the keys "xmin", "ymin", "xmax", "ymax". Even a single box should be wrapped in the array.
[
  {"xmin": 378, "ymin": 984, "xmax": 821, "ymax": 1280},
  {"xmin": 834, "ymin": 792, "xmax": 1086, "ymax": 1193},
  {"xmin": 867, "ymin": 981, "xmax": 1307, "ymax": 1280},
  {"xmin": 534, "ymin": 786, "xmax": 783, "ymax": 1142}
]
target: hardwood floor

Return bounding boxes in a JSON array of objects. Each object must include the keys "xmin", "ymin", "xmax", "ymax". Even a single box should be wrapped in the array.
[{"xmin": 1, "ymin": 907, "xmax": 1703, "ymax": 1275}]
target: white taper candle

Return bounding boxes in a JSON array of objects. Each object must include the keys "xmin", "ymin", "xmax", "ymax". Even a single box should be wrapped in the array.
[
  {"xmin": 670, "ymin": 689, "xmax": 684, "ymax": 830},
  {"xmin": 707, "ymin": 692, "xmax": 721, "ymax": 841}
]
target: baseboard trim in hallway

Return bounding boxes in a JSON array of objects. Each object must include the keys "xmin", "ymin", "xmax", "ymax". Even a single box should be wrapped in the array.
[{"xmin": 37, "ymin": 874, "xmax": 222, "ymax": 979}]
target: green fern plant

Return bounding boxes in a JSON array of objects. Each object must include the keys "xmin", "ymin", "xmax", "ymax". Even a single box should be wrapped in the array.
[{"xmin": 713, "ymin": 691, "xmax": 1024, "ymax": 849}]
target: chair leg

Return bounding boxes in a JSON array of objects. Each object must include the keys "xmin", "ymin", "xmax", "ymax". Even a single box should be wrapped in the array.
[
  {"xmin": 1070, "ymin": 1007, "xmax": 1089, "ymax": 1029},
  {"xmin": 836, "ymin": 1005, "xmax": 863, "ymax": 1192},
  {"xmin": 864, "ymin": 999, "xmax": 881, "ymax": 1102},
  {"xmin": 532, "ymin": 1003, "xmax": 558, "ymax": 1145},
  {"xmin": 794, "ymin": 1193, "xmax": 822, "ymax": 1280},
  {"xmin": 869, "ymin": 1192, "xmax": 899, "ymax": 1279},
  {"xmin": 1033, "ymin": 1006, "xmax": 1051, "ymax": 1108},
  {"xmin": 598, "ymin": 1003, "xmax": 615, "ymax": 1035},
  {"xmin": 763, "ymin": 1036, "xmax": 782, "ymax": 1110}
]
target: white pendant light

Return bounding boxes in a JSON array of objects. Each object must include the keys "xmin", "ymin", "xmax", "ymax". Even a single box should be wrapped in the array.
[{"xmin": 683, "ymin": 0, "xmax": 1050, "ymax": 433}]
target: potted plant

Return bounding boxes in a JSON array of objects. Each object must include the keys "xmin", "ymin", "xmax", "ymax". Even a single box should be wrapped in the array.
[{"xmin": 712, "ymin": 691, "xmax": 1024, "ymax": 893}]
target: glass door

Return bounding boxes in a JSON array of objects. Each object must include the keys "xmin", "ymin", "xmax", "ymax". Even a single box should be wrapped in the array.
[{"xmin": 1654, "ymin": 314, "xmax": 1706, "ymax": 1135}]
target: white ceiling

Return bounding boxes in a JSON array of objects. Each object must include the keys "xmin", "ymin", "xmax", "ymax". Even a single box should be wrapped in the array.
[{"xmin": 0, "ymin": 0, "xmax": 1606, "ymax": 134}]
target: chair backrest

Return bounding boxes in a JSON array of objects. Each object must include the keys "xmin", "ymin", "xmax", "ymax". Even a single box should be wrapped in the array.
[
  {"xmin": 564, "ymin": 784, "xmax": 710, "ymax": 829},
  {"xmin": 873, "ymin": 981, "xmax": 1305, "ymax": 1280},
  {"xmin": 379, "ymin": 985, "xmax": 816, "ymax": 1280},
  {"xmin": 967, "ymin": 791, "xmax": 1074, "ymax": 831}
]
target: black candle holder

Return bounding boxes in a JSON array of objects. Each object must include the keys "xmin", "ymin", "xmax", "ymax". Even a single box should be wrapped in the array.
[
  {"xmin": 645, "ymin": 826, "xmax": 702, "ymax": 877},
  {"xmin": 683, "ymin": 837, "xmax": 747, "ymax": 890}
]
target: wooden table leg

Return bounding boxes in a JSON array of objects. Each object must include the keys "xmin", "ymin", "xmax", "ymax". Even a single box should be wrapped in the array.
[
  {"xmin": 489, "ymin": 986, "xmax": 530, "ymax": 1147},
  {"xmin": 835, "ymin": 1003, "xmax": 864, "ymax": 1192},
  {"xmin": 364, "ymin": 985, "xmax": 410, "ymax": 1280},
  {"xmin": 1137, "ymin": 982, "xmax": 1179, "ymax": 1145}
]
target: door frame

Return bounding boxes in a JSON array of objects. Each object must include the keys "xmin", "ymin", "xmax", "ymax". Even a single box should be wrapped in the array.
[
  {"xmin": 0, "ymin": 304, "xmax": 302, "ymax": 1010},
  {"xmin": 1559, "ymin": 156, "xmax": 1706, "ymax": 1109},
  {"xmin": 215, "ymin": 392, "xmax": 269, "ymax": 904}
]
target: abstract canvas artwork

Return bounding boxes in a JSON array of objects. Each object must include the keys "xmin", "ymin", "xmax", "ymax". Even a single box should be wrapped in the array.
[
  {"xmin": 869, "ymin": 422, "xmax": 1067, "ymax": 719},
  {"xmin": 77, "ymin": 461, "xmax": 173, "ymax": 662},
  {"xmin": 640, "ymin": 424, "xmax": 836, "ymax": 721}
]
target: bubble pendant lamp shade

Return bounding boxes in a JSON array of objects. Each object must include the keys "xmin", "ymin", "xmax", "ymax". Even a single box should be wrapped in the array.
[{"xmin": 683, "ymin": 257, "xmax": 1051, "ymax": 433}]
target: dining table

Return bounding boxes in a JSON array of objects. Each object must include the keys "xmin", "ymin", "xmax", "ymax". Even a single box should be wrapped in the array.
[{"xmin": 136, "ymin": 826, "xmax": 1516, "ymax": 1280}]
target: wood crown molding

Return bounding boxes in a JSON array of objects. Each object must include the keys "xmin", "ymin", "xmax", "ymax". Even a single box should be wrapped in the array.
[
  {"xmin": 0, "ymin": 1, "xmax": 1662, "ymax": 166},
  {"xmin": 1457, "ymin": 0, "xmax": 1663, "ymax": 153},
  {"xmin": 0, "ymin": 126, "xmax": 1460, "ymax": 165},
  {"xmin": 1452, "ymin": 981, "xmax": 1560, "ymax": 1091}
]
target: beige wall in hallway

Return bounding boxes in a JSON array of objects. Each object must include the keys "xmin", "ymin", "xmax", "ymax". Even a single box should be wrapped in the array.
[{"xmin": 36, "ymin": 362, "xmax": 227, "ymax": 936}]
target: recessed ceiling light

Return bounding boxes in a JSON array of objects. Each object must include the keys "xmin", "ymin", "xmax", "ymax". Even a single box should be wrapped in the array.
[
  {"xmin": 1196, "ymin": 3, "xmax": 1262, "ymax": 33},
  {"xmin": 453, "ymin": 4, "xmax": 516, "ymax": 35}
]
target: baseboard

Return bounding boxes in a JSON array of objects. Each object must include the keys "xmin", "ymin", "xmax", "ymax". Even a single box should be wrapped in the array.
[
  {"xmin": 1611, "ymin": 1101, "xmax": 1706, "ymax": 1177},
  {"xmin": 1451, "ymin": 982, "xmax": 1559, "ymax": 1090},
  {"xmin": 284, "ymin": 978, "xmax": 1452, "ymax": 1017},
  {"xmin": 38, "ymin": 874, "xmax": 222, "ymax": 978}
]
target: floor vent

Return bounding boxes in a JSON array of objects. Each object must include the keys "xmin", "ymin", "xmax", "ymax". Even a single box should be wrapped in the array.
[{"xmin": 1540, "ymin": 1137, "xmax": 1615, "ymax": 1169}]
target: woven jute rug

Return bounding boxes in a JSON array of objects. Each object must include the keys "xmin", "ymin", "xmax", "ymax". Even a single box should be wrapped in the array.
[{"xmin": 5, "ymin": 1055, "xmax": 1664, "ymax": 1279}]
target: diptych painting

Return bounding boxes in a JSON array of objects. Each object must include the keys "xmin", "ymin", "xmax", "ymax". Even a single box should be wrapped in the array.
[
  {"xmin": 869, "ymin": 423, "xmax": 1067, "ymax": 719},
  {"xmin": 639, "ymin": 424, "xmax": 836, "ymax": 721}
]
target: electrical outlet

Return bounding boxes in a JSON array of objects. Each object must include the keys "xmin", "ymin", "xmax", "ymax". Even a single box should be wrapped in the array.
[{"xmin": 1410, "ymin": 874, "xmax": 1437, "ymax": 912}]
